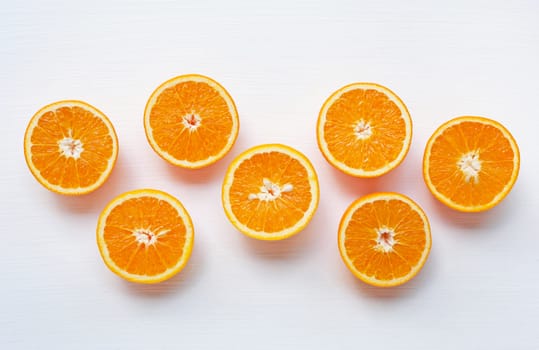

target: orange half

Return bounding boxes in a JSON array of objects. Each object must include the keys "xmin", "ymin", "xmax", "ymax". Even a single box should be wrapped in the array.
[
  {"xmin": 317, "ymin": 82, "xmax": 412, "ymax": 177},
  {"xmin": 338, "ymin": 192, "xmax": 431, "ymax": 287},
  {"xmin": 96, "ymin": 189, "xmax": 194, "ymax": 284},
  {"xmin": 222, "ymin": 144, "xmax": 319, "ymax": 240},
  {"xmin": 23, "ymin": 100, "xmax": 118, "ymax": 195},
  {"xmin": 144, "ymin": 74, "xmax": 239, "ymax": 169},
  {"xmin": 423, "ymin": 116, "xmax": 520, "ymax": 212}
]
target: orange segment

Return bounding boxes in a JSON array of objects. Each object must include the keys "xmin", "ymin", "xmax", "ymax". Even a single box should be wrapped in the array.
[
  {"xmin": 423, "ymin": 116, "xmax": 520, "ymax": 212},
  {"xmin": 222, "ymin": 144, "xmax": 320, "ymax": 240},
  {"xmin": 96, "ymin": 189, "xmax": 194, "ymax": 284},
  {"xmin": 144, "ymin": 74, "xmax": 239, "ymax": 169},
  {"xmin": 338, "ymin": 192, "xmax": 431, "ymax": 287},
  {"xmin": 317, "ymin": 82, "xmax": 412, "ymax": 177},
  {"xmin": 24, "ymin": 100, "xmax": 118, "ymax": 195}
]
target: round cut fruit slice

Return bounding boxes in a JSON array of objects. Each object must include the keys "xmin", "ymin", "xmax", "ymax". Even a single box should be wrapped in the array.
[
  {"xmin": 423, "ymin": 116, "xmax": 520, "ymax": 212},
  {"xmin": 24, "ymin": 100, "xmax": 118, "ymax": 195},
  {"xmin": 97, "ymin": 189, "xmax": 194, "ymax": 284},
  {"xmin": 317, "ymin": 82, "xmax": 412, "ymax": 177},
  {"xmin": 338, "ymin": 192, "xmax": 431, "ymax": 287},
  {"xmin": 144, "ymin": 74, "xmax": 239, "ymax": 169},
  {"xmin": 222, "ymin": 144, "xmax": 319, "ymax": 240}
]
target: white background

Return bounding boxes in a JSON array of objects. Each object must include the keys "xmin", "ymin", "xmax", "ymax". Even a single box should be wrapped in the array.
[{"xmin": 2, "ymin": 0, "xmax": 539, "ymax": 348}]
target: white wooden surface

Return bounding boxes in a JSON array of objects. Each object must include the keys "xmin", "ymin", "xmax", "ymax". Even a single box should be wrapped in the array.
[{"xmin": 2, "ymin": 0, "xmax": 538, "ymax": 348}]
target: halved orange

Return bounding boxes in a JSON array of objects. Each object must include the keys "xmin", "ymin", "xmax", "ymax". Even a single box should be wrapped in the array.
[
  {"xmin": 96, "ymin": 189, "xmax": 194, "ymax": 284},
  {"xmin": 23, "ymin": 100, "xmax": 118, "ymax": 195},
  {"xmin": 338, "ymin": 192, "xmax": 431, "ymax": 287},
  {"xmin": 317, "ymin": 82, "xmax": 412, "ymax": 177},
  {"xmin": 144, "ymin": 74, "xmax": 239, "ymax": 169},
  {"xmin": 222, "ymin": 144, "xmax": 319, "ymax": 240},
  {"xmin": 423, "ymin": 116, "xmax": 520, "ymax": 212}
]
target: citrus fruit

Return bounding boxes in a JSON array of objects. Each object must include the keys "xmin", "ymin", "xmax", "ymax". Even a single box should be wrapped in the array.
[
  {"xmin": 338, "ymin": 192, "xmax": 431, "ymax": 287},
  {"xmin": 317, "ymin": 82, "xmax": 412, "ymax": 177},
  {"xmin": 144, "ymin": 74, "xmax": 239, "ymax": 169},
  {"xmin": 222, "ymin": 144, "xmax": 319, "ymax": 240},
  {"xmin": 96, "ymin": 189, "xmax": 194, "ymax": 284},
  {"xmin": 23, "ymin": 100, "xmax": 118, "ymax": 195},
  {"xmin": 423, "ymin": 116, "xmax": 520, "ymax": 212}
]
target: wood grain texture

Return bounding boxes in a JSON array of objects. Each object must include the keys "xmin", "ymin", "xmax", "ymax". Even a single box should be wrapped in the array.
[{"xmin": 1, "ymin": 0, "xmax": 538, "ymax": 348}]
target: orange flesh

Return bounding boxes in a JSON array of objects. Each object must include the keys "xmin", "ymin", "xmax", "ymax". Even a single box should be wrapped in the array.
[
  {"xmin": 149, "ymin": 81, "xmax": 233, "ymax": 162},
  {"xmin": 29, "ymin": 106, "xmax": 114, "ymax": 189},
  {"xmin": 103, "ymin": 196, "xmax": 187, "ymax": 276},
  {"xmin": 324, "ymin": 89, "xmax": 406, "ymax": 171},
  {"xmin": 343, "ymin": 199, "xmax": 427, "ymax": 281},
  {"xmin": 229, "ymin": 152, "xmax": 313, "ymax": 233},
  {"xmin": 427, "ymin": 121, "xmax": 516, "ymax": 207}
]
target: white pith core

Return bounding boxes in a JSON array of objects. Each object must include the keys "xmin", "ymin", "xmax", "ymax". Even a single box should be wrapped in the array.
[
  {"xmin": 457, "ymin": 150, "xmax": 482, "ymax": 183},
  {"xmin": 248, "ymin": 178, "xmax": 293, "ymax": 201},
  {"xmin": 58, "ymin": 130, "xmax": 83, "ymax": 159},
  {"xmin": 354, "ymin": 119, "xmax": 372, "ymax": 140},
  {"xmin": 132, "ymin": 228, "xmax": 170, "ymax": 246},
  {"xmin": 375, "ymin": 226, "xmax": 396, "ymax": 252},
  {"xmin": 182, "ymin": 113, "xmax": 201, "ymax": 131}
]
